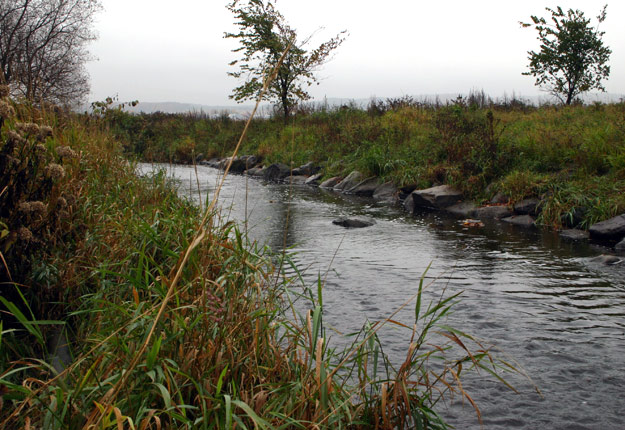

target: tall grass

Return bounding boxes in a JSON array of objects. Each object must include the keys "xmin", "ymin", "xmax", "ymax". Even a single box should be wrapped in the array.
[{"xmin": 1, "ymin": 93, "xmax": 523, "ymax": 428}]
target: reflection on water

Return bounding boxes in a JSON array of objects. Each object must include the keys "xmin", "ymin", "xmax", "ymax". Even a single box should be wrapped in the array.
[{"xmin": 142, "ymin": 163, "xmax": 625, "ymax": 430}]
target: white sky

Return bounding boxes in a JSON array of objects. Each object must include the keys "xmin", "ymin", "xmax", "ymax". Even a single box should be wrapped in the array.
[{"xmin": 86, "ymin": 0, "xmax": 625, "ymax": 105}]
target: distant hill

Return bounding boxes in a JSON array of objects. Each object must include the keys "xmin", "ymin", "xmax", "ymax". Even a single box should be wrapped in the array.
[{"xmin": 91, "ymin": 92, "xmax": 624, "ymax": 116}]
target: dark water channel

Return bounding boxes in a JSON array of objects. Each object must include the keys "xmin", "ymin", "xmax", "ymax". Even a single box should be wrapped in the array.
[{"xmin": 143, "ymin": 163, "xmax": 625, "ymax": 429}]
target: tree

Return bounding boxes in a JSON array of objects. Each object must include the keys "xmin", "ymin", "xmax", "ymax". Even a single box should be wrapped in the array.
[
  {"xmin": 521, "ymin": 5, "xmax": 611, "ymax": 105},
  {"xmin": 0, "ymin": 0, "xmax": 101, "ymax": 107},
  {"xmin": 225, "ymin": 0, "xmax": 345, "ymax": 122}
]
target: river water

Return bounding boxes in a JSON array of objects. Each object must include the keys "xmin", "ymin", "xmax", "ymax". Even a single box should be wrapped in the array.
[{"xmin": 143, "ymin": 163, "xmax": 625, "ymax": 429}]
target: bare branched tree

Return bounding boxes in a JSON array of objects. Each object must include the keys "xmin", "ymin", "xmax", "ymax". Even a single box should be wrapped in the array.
[{"xmin": 0, "ymin": 0, "xmax": 101, "ymax": 107}]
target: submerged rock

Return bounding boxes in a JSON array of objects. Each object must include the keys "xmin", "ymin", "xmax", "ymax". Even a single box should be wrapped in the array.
[
  {"xmin": 590, "ymin": 254, "xmax": 622, "ymax": 266},
  {"xmin": 472, "ymin": 205, "xmax": 514, "ymax": 220},
  {"xmin": 560, "ymin": 229, "xmax": 590, "ymax": 241},
  {"xmin": 446, "ymin": 201, "xmax": 477, "ymax": 218},
  {"xmin": 332, "ymin": 217, "xmax": 376, "ymax": 228},
  {"xmin": 502, "ymin": 215, "xmax": 536, "ymax": 228}
]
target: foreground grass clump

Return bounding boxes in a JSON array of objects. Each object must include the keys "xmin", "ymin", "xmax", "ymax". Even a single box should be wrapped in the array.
[
  {"xmin": 108, "ymin": 97, "xmax": 625, "ymax": 228},
  {"xmin": 1, "ymin": 98, "xmax": 519, "ymax": 428}
]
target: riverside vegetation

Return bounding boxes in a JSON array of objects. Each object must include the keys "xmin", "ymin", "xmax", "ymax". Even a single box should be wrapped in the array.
[
  {"xmin": 107, "ymin": 95, "xmax": 625, "ymax": 231},
  {"xmin": 0, "ymin": 93, "xmax": 524, "ymax": 428}
]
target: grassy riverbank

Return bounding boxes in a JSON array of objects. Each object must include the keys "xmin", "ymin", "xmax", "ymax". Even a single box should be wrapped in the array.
[
  {"xmin": 108, "ymin": 97, "xmax": 625, "ymax": 229},
  {"xmin": 0, "ymin": 98, "xmax": 519, "ymax": 428}
]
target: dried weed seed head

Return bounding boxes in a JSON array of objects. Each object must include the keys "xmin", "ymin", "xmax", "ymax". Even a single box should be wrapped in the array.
[
  {"xmin": 56, "ymin": 146, "xmax": 77, "ymax": 159},
  {"xmin": 6, "ymin": 130, "xmax": 25, "ymax": 146},
  {"xmin": 0, "ymin": 100, "xmax": 15, "ymax": 119},
  {"xmin": 39, "ymin": 126, "xmax": 53, "ymax": 140},
  {"xmin": 16, "ymin": 122, "xmax": 41, "ymax": 136},
  {"xmin": 44, "ymin": 163, "xmax": 65, "ymax": 180},
  {"xmin": 17, "ymin": 227, "xmax": 33, "ymax": 243},
  {"xmin": 56, "ymin": 197, "xmax": 67, "ymax": 209},
  {"xmin": 0, "ymin": 85, "xmax": 9, "ymax": 98}
]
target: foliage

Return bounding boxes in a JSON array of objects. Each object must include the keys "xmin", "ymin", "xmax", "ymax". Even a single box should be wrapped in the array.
[
  {"xmin": 521, "ymin": 5, "xmax": 611, "ymax": 105},
  {"xmin": 225, "ymin": 0, "xmax": 345, "ymax": 123},
  {"xmin": 0, "ymin": 0, "xmax": 101, "ymax": 107},
  {"xmin": 0, "ymin": 99, "xmax": 522, "ymax": 429}
]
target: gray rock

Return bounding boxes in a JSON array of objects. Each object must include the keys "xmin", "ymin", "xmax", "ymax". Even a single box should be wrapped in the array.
[
  {"xmin": 407, "ymin": 185, "xmax": 463, "ymax": 211},
  {"xmin": 319, "ymin": 176, "xmax": 342, "ymax": 188},
  {"xmin": 472, "ymin": 205, "xmax": 514, "ymax": 220},
  {"xmin": 334, "ymin": 171, "xmax": 364, "ymax": 191},
  {"xmin": 501, "ymin": 215, "xmax": 536, "ymax": 228},
  {"xmin": 514, "ymin": 198, "xmax": 541, "ymax": 215},
  {"xmin": 445, "ymin": 201, "xmax": 477, "ymax": 218},
  {"xmin": 285, "ymin": 175, "xmax": 308, "ymax": 184},
  {"xmin": 589, "ymin": 214, "xmax": 625, "ymax": 241},
  {"xmin": 332, "ymin": 217, "xmax": 376, "ymax": 228},
  {"xmin": 591, "ymin": 254, "xmax": 622, "ymax": 265},
  {"xmin": 560, "ymin": 229, "xmax": 590, "ymax": 241},
  {"xmin": 262, "ymin": 163, "xmax": 291, "ymax": 181},
  {"xmin": 615, "ymin": 239, "xmax": 625, "ymax": 253},
  {"xmin": 399, "ymin": 184, "xmax": 418, "ymax": 201},
  {"xmin": 561, "ymin": 207, "xmax": 588, "ymax": 228},
  {"xmin": 490, "ymin": 192, "xmax": 509, "ymax": 205},
  {"xmin": 245, "ymin": 166, "xmax": 265, "ymax": 176},
  {"xmin": 372, "ymin": 182, "xmax": 398, "ymax": 204},
  {"xmin": 305, "ymin": 173, "xmax": 323, "ymax": 186},
  {"xmin": 292, "ymin": 161, "xmax": 320, "ymax": 176},
  {"xmin": 347, "ymin": 177, "xmax": 381, "ymax": 196}
]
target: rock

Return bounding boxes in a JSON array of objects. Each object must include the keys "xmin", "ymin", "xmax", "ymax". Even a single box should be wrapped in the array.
[
  {"xmin": 228, "ymin": 157, "xmax": 249, "ymax": 173},
  {"xmin": 292, "ymin": 161, "xmax": 320, "ymax": 176},
  {"xmin": 334, "ymin": 171, "xmax": 363, "ymax": 191},
  {"xmin": 262, "ymin": 163, "xmax": 291, "ymax": 182},
  {"xmin": 560, "ymin": 229, "xmax": 590, "ymax": 241},
  {"xmin": 372, "ymin": 182, "xmax": 398, "ymax": 204},
  {"xmin": 285, "ymin": 175, "xmax": 308, "ymax": 184},
  {"xmin": 406, "ymin": 185, "xmax": 463, "ymax": 212},
  {"xmin": 615, "ymin": 239, "xmax": 625, "ymax": 253},
  {"xmin": 403, "ymin": 193, "xmax": 416, "ymax": 213},
  {"xmin": 245, "ymin": 166, "xmax": 265, "ymax": 176},
  {"xmin": 319, "ymin": 176, "xmax": 342, "ymax": 188},
  {"xmin": 347, "ymin": 177, "xmax": 381, "ymax": 196},
  {"xmin": 332, "ymin": 217, "xmax": 376, "ymax": 228},
  {"xmin": 589, "ymin": 214, "xmax": 625, "ymax": 242},
  {"xmin": 305, "ymin": 173, "xmax": 323, "ymax": 186},
  {"xmin": 514, "ymin": 198, "xmax": 541, "ymax": 215},
  {"xmin": 398, "ymin": 184, "xmax": 418, "ymax": 201},
  {"xmin": 501, "ymin": 215, "xmax": 536, "ymax": 228},
  {"xmin": 590, "ymin": 254, "xmax": 622, "ymax": 265},
  {"xmin": 472, "ymin": 205, "xmax": 514, "ymax": 220},
  {"xmin": 445, "ymin": 201, "xmax": 477, "ymax": 218},
  {"xmin": 195, "ymin": 153, "xmax": 204, "ymax": 163},
  {"xmin": 490, "ymin": 192, "xmax": 509, "ymax": 205}
]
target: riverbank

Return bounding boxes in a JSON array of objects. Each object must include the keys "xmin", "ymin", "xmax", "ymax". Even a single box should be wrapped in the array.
[
  {"xmin": 105, "ymin": 98, "xmax": 625, "ymax": 233},
  {"xmin": 1, "ymin": 98, "xmax": 518, "ymax": 428}
]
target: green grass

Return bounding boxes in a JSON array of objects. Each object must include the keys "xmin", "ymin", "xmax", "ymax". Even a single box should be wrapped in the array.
[
  {"xmin": 104, "ymin": 99, "xmax": 625, "ymax": 229},
  {"xmin": 1, "ymin": 98, "xmax": 526, "ymax": 429}
]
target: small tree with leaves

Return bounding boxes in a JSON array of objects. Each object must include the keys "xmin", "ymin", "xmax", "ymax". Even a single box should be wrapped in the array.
[
  {"xmin": 521, "ymin": 5, "xmax": 611, "ymax": 105},
  {"xmin": 225, "ymin": 0, "xmax": 345, "ymax": 123}
]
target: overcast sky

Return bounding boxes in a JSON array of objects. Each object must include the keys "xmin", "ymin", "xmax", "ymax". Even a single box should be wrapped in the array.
[{"xmin": 86, "ymin": 0, "xmax": 625, "ymax": 106}]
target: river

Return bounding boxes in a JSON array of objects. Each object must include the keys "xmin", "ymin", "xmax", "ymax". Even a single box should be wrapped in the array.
[{"xmin": 142, "ymin": 163, "xmax": 625, "ymax": 429}]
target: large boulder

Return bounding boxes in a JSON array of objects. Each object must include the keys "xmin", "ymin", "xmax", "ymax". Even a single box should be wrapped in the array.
[
  {"xmin": 514, "ymin": 198, "xmax": 541, "ymax": 215},
  {"xmin": 560, "ymin": 229, "xmax": 590, "ymax": 241},
  {"xmin": 405, "ymin": 185, "xmax": 463, "ymax": 212},
  {"xmin": 262, "ymin": 163, "xmax": 291, "ymax": 182},
  {"xmin": 347, "ymin": 177, "xmax": 381, "ymax": 196},
  {"xmin": 332, "ymin": 217, "xmax": 376, "ymax": 228},
  {"xmin": 319, "ymin": 177, "xmax": 342, "ymax": 188},
  {"xmin": 589, "ymin": 214, "xmax": 625, "ymax": 242},
  {"xmin": 334, "ymin": 171, "xmax": 364, "ymax": 192},
  {"xmin": 502, "ymin": 215, "xmax": 536, "ymax": 228},
  {"xmin": 472, "ymin": 205, "xmax": 514, "ymax": 220},
  {"xmin": 373, "ymin": 182, "xmax": 399, "ymax": 204}
]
